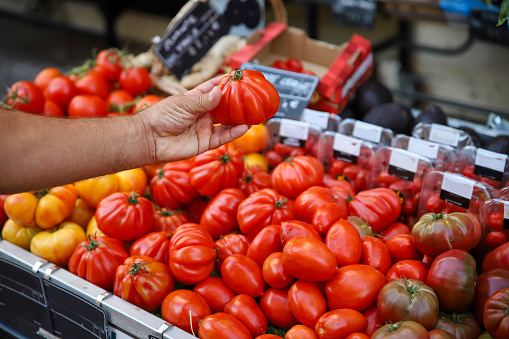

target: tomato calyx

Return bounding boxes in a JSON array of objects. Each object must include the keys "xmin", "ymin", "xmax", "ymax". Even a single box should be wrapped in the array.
[
  {"xmin": 439, "ymin": 312, "xmax": 468, "ymax": 324},
  {"xmin": 345, "ymin": 193, "xmax": 355, "ymax": 203},
  {"xmin": 384, "ymin": 322, "xmax": 402, "ymax": 332},
  {"xmin": 159, "ymin": 207, "xmax": 184, "ymax": 217},
  {"xmin": 67, "ymin": 59, "xmax": 95, "ymax": 79},
  {"xmin": 245, "ymin": 174, "xmax": 253, "ymax": 183},
  {"xmin": 156, "ymin": 169, "xmax": 165, "ymax": 179},
  {"xmin": 275, "ymin": 198, "xmax": 288, "ymax": 209},
  {"xmin": 129, "ymin": 262, "xmax": 150, "ymax": 276},
  {"xmin": 432, "ymin": 212, "xmax": 445, "ymax": 221},
  {"xmin": 220, "ymin": 154, "xmax": 231, "ymax": 164},
  {"xmin": 127, "ymin": 192, "xmax": 140, "ymax": 205},
  {"xmin": 82, "ymin": 234, "xmax": 106, "ymax": 251},
  {"xmin": 2, "ymin": 87, "xmax": 30, "ymax": 108},
  {"xmin": 394, "ymin": 277, "xmax": 423, "ymax": 298},
  {"xmin": 34, "ymin": 189, "xmax": 50, "ymax": 200},
  {"xmin": 226, "ymin": 68, "xmax": 244, "ymax": 86}
]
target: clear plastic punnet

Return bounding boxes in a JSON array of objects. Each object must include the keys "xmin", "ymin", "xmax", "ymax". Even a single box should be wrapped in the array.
[
  {"xmin": 316, "ymin": 131, "xmax": 374, "ymax": 193},
  {"xmin": 370, "ymin": 146, "xmax": 434, "ymax": 221},
  {"xmin": 391, "ymin": 134, "xmax": 455, "ymax": 172},
  {"xmin": 337, "ymin": 118, "xmax": 393, "ymax": 147},
  {"xmin": 478, "ymin": 198, "xmax": 509, "ymax": 261},
  {"xmin": 417, "ymin": 171, "xmax": 494, "ymax": 219},
  {"xmin": 449, "ymin": 146, "xmax": 509, "ymax": 189},
  {"xmin": 300, "ymin": 108, "xmax": 341, "ymax": 132},
  {"xmin": 412, "ymin": 122, "xmax": 474, "ymax": 149},
  {"xmin": 265, "ymin": 117, "xmax": 323, "ymax": 158}
]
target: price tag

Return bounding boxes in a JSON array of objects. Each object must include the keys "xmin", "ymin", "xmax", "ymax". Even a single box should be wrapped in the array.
[
  {"xmin": 333, "ymin": 133, "xmax": 362, "ymax": 164},
  {"xmin": 440, "ymin": 173, "xmax": 475, "ymax": 209},
  {"xmin": 407, "ymin": 137, "xmax": 439, "ymax": 160},
  {"xmin": 504, "ymin": 201, "xmax": 509, "ymax": 230},
  {"xmin": 301, "ymin": 108, "xmax": 330, "ymax": 130},
  {"xmin": 388, "ymin": 149, "xmax": 419, "ymax": 182},
  {"xmin": 153, "ymin": 1, "xmax": 231, "ymax": 79},
  {"xmin": 332, "ymin": 0, "xmax": 377, "ymax": 28},
  {"xmin": 474, "ymin": 148, "xmax": 507, "ymax": 182},
  {"xmin": 352, "ymin": 121, "xmax": 383, "ymax": 144},
  {"xmin": 279, "ymin": 119, "xmax": 310, "ymax": 148},
  {"xmin": 429, "ymin": 124, "xmax": 460, "ymax": 147},
  {"xmin": 241, "ymin": 62, "xmax": 320, "ymax": 120}
]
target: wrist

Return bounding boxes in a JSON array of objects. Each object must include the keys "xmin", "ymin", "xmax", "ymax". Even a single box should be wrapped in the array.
[{"xmin": 131, "ymin": 111, "xmax": 157, "ymax": 165}]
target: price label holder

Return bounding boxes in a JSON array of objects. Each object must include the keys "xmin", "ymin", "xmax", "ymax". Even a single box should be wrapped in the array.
[
  {"xmin": 333, "ymin": 133, "xmax": 362, "ymax": 164},
  {"xmin": 278, "ymin": 119, "xmax": 310, "ymax": 148},
  {"xmin": 474, "ymin": 148, "xmax": 507, "ymax": 182},
  {"xmin": 301, "ymin": 108, "xmax": 331, "ymax": 131},
  {"xmin": 388, "ymin": 149, "xmax": 419, "ymax": 182},
  {"xmin": 440, "ymin": 173, "xmax": 475, "ymax": 210},
  {"xmin": 504, "ymin": 201, "xmax": 509, "ymax": 230},
  {"xmin": 153, "ymin": 0, "xmax": 231, "ymax": 79},
  {"xmin": 407, "ymin": 137, "xmax": 439, "ymax": 161},
  {"xmin": 429, "ymin": 124, "xmax": 460, "ymax": 148},
  {"xmin": 332, "ymin": 0, "xmax": 377, "ymax": 28},
  {"xmin": 352, "ymin": 121, "xmax": 383, "ymax": 144},
  {"xmin": 470, "ymin": 8, "xmax": 509, "ymax": 46},
  {"xmin": 241, "ymin": 62, "xmax": 320, "ymax": 120}
]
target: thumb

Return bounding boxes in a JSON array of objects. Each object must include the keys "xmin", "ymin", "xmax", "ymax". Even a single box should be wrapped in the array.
[{"xmin": 176, "ymin": 86, "xmax": 221, "ymax": 114}]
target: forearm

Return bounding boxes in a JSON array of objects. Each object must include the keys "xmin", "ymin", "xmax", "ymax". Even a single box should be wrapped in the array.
[{"xmin": 0, "ymin": 110, "xmax": 153, "ymax": 194}]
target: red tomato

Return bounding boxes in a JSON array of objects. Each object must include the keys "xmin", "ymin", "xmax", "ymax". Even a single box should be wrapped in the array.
[
  {"xmin": 210, "ymin": 68, "xmax": 280, "ymax": 125},
  {"xmin": 271, "ymin": 156, "xmax": 325, "ymax": 199},
  {"xmin": 237, "ymin": 165, "xmax": 272, "ymax": 196},
  {"xmin": 67, "ymin": 94, "xmax": 108, "ymax": 118},
  {"xmin": 426, "ymin": 249, "xmax": 477, "ymax": 313},
  {"xmin": 360, "ymin": 236, "xmax": 391, "ymax": 274},
  {"xmin": 266, "ymin": 150, "xmax": 284, "ymax": 168},
  {"xmin": 325, "ymin": 219, "xmax": 362, "ymax": 267},
  {"xmin": 200, "ymin": 188, "xmax": 245, "ymax": 240},
  {"xmin": 262, "ymin": 252, "xmax": 296, "ymax": 288},
  {"xmin": 186, "ymin": 195, "xmax": 211, "ymax": 223},
  {"xmin": 271, "ymin": 59, "xmax": 290, "ymax": 70},
  {"xmin": 119, "ymin": 67, "xmax": 151, "ymax": 96},
  {"xmin": 293, "ymin": 186, "xmax": 348, "ymax": 224},
  {"xmin": 485, "ymin": 230, "xmax": 506, "ymax": 252},
  {"xmin": 221, "ymin": 254, "xmax": 265, "ymax": 297},
  {"xmin": 161, "ymin": 290, "xmax": 211, "ymax": 335},
  {"xmin": 214, "ymin": 233, "xmax": 251, "ymax": 272},
  {"xmin": 153, "ymin": 206, "xmax": 191, "ymax": 233},
  {"xmin": 193, "ymin": 276, "xmax": 237, "ymax": 314},
  {"xmin": 190, "ymin": 143, "xmax": 245, "ymax": 197},
  {"xmin": 430, "ymin": 312, "xmax": 482, "ymax": 339},
  {"xmin": 378, "ymin": 222, "xmax": 410, "ymax": 243},
  {"xmin": 129, "ymin": 231, "xmax": 171, "ymax": 265},
  {"xmin": 385, "ymin": 259, "xmax": 429, "ymax": 283},
  {"xmin": 199, "ymin": 312, "xmax": 252, "ymax": 339},
  {"xmin": 282, "ymin": 236, "xmax": 337, "ymax": 282},
  {"xmin": 224, "ymin": 294, "xmax": 268, "ymax": 338},
  {"xmin": 473, "ymin": 269, "xmax": 509, "ymax": 329},
  {"xmin": 314, "ymin": 309, "xmax": 367, "ymax": 339},
  {"xmin": 113, "ymin": 255, "xmax": 174, "ymax": 312},
  {"xmin": 288, "ymin": 280, "xmax": 327, "ymax": 328},
  {"xmin": 325, "ymin": 264, "xmax": 386, "ymax": 312},
  {"xmin": 259, "ymin": 287, "xmax": 299, "ymax": 330},
  {"xmin": 371, "ymin": 321, "xmax": 429, "ymax": 339},
  {"xmin": 385, "ymin": 234, "xmax": 424, "ymax": 264},
  {"xmin": 237, "ymin": 188, "xmax": 294, "ymax": 240},
  {"xmin": 246, "ymin": 224, "xmax": 283, "ymax": 266},
  {"xmin": 42, "ymin": 99, "xmax": 65, "ymax": 117},
  {"xmin": 75, "ymin": 71, "xmax": 111, "ymax": 99},
  {"xmin": 483, "ymin": 287, "xmax": 509, "ymax": 339},
  {"xmin": 44, "ymin": 75, "xmax": 77, "ymax": 110},
  {"xmin": 488, "ymin": 211, "xmax": 504, "ymax": 231},
  {"xmin": 280, "ymin": 220, "xmax": 322, "ymax": 246},
  {"xmin": 482, "ymin": 241, "xmax": 509, "ymax": 272},
  {"xmin": 313, "ymin": 203, "xmax": 350, "ymax": 237},
  {"xmin": 133, "ymin": 94, "xmax": 164, "ymax": 113},
  {"xmin": 95, "ymin": 192, "xmax": 153, "ymax": 241},
  {"xmin": 362, "ymin": 305, "xmax": 384, "ymax": 337},
  {"xmin": 428, "ymin": 329, "xmax": 456, "ymax": 339},
  {"xmin": 347, "ymin": 188, "xmax": 402, "ymax": 233},
  {"xmin": 286, "ymin": 58, "xmax": 303, "ymax": 72},
  {"xmin": 345, "ymin": 334, "xmax": 369, "ymax": 339},
  {"xmin": 68, "ymin": 235, "xmax": 128, "ymax": 290},
  {"xmin": 425, "ymin": 193, "xmax": 446, "ymax": 213},
  {"xmin": 0, "ymin": 195, "xmax": 9, "ymax": 226},
  {"xmin": 168, "ymin": 223, "xmax": 216, "ymax": 285},
  {"xmin": 95, "ymin": 48, "xmax": 123, "ymax": 83},
  {"xmin": 286, "ymin": 324, "xmax": 319, "ymax": 339},
  {"xmin": 5, "ymin": 80, "xmax": 45, "ymax": 113},
  {"xmin": 34, "ymin": 67, "xmax": 62, "ymax": 92},
  {"xmin": 106, "ymin": 89, "xmax": 135, "ymax": 113}
]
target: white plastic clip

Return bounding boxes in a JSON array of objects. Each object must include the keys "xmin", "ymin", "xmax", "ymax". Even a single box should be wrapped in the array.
[
  {"xmin": 95, "ymin": 291, "xmax": 111, "ymax": 306},
  {"xmin": 44, "ymin": 265, "xmax": 60, "ymax": 280},
  {"xmin": 155, "ymin": 322, "xmax": 171, "ymax": 339},
  {"xmin": 32, "ymin": 260, "xmax": 47, "ymax": 273}
]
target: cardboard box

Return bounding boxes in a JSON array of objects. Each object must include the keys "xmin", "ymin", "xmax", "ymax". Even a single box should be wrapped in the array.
[{"xmin": 229, "ymin": 22, "xmax": 373, "ymax": 114}]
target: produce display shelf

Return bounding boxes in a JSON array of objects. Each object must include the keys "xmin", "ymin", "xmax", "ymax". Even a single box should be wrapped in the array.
[{"xmin": 0, "ymin": 240, "xmax": 195, "ymax": 339}]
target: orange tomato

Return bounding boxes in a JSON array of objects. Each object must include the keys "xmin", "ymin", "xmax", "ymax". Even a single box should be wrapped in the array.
[
  {"xmin": 233, "ymin": 124, "xmax": 270, "ymax": 153},
  {"xmin": 75, "ymin": 175, "xmax": 118, "ymax": 208},
  {"xmin": 86, "ymin": 216, "xmax": 106, "ymax": 238},
  {"xmin": 66, "ymin": 197, "xmax": 95, "ymax": 229},
  {"xmin": 2, "ymin": 219, "xmax": 42, "ymax": 251}
]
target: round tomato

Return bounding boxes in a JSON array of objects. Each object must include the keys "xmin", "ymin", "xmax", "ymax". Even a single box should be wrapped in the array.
[
  {"xmin": 75, "ymin": 71, "xmax": 111, "ymax": 99},
  {"xmin": 134, "ymin": 94, "xmax": 164, "ymax": 113},
  {"xmin": 485, "ymin": 231, "xmax": 506, "ymax": 252},
  {"xmin": 128, "ymin": 231, "xmax": 171, "ymax": 264},
  {"xmin": 116, "ymin": 168, "xmax": 147, "ymax": 195},
  {"xmin": 488, "ymin": 212, "xmax": 504, "ymax": 231},
  {"xmin": 95, "ymin": 192, "xmax": 153, "ymax": 241},
  {"xmin": 246, "ymin": 224, "xmax": 283, "ymax": 267},
  {"xmin": 161, "ymin": 289, "xmax": 211, "ymax": 335},
  {"xmin": 314, "ymin": 309, "xmax": 367, "ymax": 339},
  {"xmin": 95, "ymin": 48, "xmax": 123, "ymax": 83},
  {"xmin": 428, "ymin": 329, "xmax": 456, "ymax": 339},
  {"xmin": 210, "ymin": 68, "xmax": 280, "ymax": 125},
  {"xmin": 1, "ymin": 219, "xmax": 41, "ymax": 251},
  {"xmin": 224, "ymin": 294, "xmax": 268, "ymax": 338},
  {"xmin": 42, "ymin": 99, "xmax": 65, "ymax": 117},
  {"xmin": 473, "ymin": 269, "xmax": 509, "ymax": 329},
  {"xmin": 484, "ymin": 287, "xmax": 509, "ymax": 339},
  {"xmin": 286, "ymin": 324, "xmax": 319, "ymax": 339},
  {"xmin": 262, "ymin": 252, "xmax": 296, "ymax": 288},
  {"xmin": 259, "ymin": 287, "xmax": 299, "ymax": 330},
  {"xmin": 106, "ymin": 89, "xmax": 135, "ymax": 113},
  {"xmin": 482, "ymin": 241, "xmax": 509, "ymax": 272},
  {"xmin": 5, "ymin": 80, "xmax": 45, "ymax": 114},
  {"xmin": 425, "ymin": 193, "xmax": 447, "ymax": 213},
  {"xmin": 385, "ymin": 234, "xmax": 424, "ymax": 264},
  {"xmin": 233, "ymin": 123, "xmax": 270, "ymax": 153},
  {"xmin": 193, "ymin": 276, "xmax": 237, "ymax": 314},
  {"xmin": 325, "ymin": 264, "xmax": 386, "ymax": 312},
  {"xmin": 198, "ymin": 312, "xmax": 252, "ymax": 339},
  {"xmin": 114, "ymin": 255, "xmax": 174, "ymax": 312},
  {"xmin": 286, "ymin": 58, "xmax": 303, "ymax": 72},
  {"xmin": 34, "ymin": 67, "xmax": 62, "ymax": 92},
  {"xmin": 371, "ymin": 320, "xmax": 429, "ymax": 339},
  {"xmin": 200, "ymin": 187, "xmax": 245, "ymax": 240},
  {"xmin": 325, "ymin": 219, "xmax": 362, "ymax": 267},
  {"xmin": 431, "ymin": 312, "xmax": 482, "ymax": 339},
  {"xmin": 119, "ymin": 67, "xmax": 151, "ymax": 96},
  {"xmin": 67, "ymin": 94, "xmax": 108, "ymax": 118},
  {"xmin": 385, "ymin": 259, "xmax": 429, "ymax": 283},
  {"xmin": 214, "ymin": 233, "xmax": 251, "ymax": 272},
  {"xmin": 288, "ymin": 280, "xmax": 327, "ymax": 328},
  {"xmin": 75, "ymin": 174, "xmax": 118, "ymax": 208},
  {"xmin": 360, "ymin": 236, "xmax": 391, "ymax": 274},
  {"xmin": 237, "ymin": 164, "xmax": 272, "ymax": 196},
  {"xmin": 294, "ymin": 186, "xmax": 348, "ymax": 224},
  {"xmin": 44, "ymin": 75, "xmax": 77, "ymax": 110},
  {"xmin": 68, "ymin": 234, "xmax": 128, "ymax": 290},
  {"xmin": 271, "ymin": 156, "xmax": 325, "ymax": 199},
  {"xmin": 221, "ymin": 254, "xmax": 265, "ymax": 297}
]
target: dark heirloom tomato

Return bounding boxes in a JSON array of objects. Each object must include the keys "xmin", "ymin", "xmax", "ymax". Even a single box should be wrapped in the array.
[
  {"xmin": 431, "ymin": 312, "xmax": 482, "ymax": 339},
  {"xmin": 293, "ymin": 186, "xmax": 348, "ymax": 224},
  {"xmin": 484, "ymin": 287, "xmax": 509, "ymax": 339},
  {"xmin": 411, "ymin": 212, "xmax": 481, "ymax": 258},
  {"xmin": 129, "ymin": 231, "xmax": 171, "ymax": 265},
  {"xmin": 360, "ymin": 236, "xmax": 391, "ymax": 275},
  {"xmin": 483, "ymin": 241, "xmax": 509, "ymax": 272},
  {"xmin": 150, "ymin": 158, "xmax": 199, "ymax": 209},
  {"xmin": 347, "ymin": 188, "xmax": 402, "ymax": 233},
  {"xmin": 429, "ymin": 329, "xmax": 456, "ymax": 339},
  {"xmin": 271, "ymin": 156, "xmax": 325, "ymax": 199},
  {"xmin": 282, "ymin": 236, "xmax": 337, "ymax": 282},
  {"xmin": 314, "ymin": 309, "xmax": 367, "ymax": 339},
  {"xmin": 161, "ymin": 290, "xmax": 211, "ymax": 335},
  {"xmin": 246, "ymin": 224, "xmax": 283, "ymax": 267},
  {"xmin": 68, "ymin": 235, "xmax": 128, "ymax": 290},
  {"xmin": 224, "ymin": 294, "xmax": 268, "ymax": 338},
  {"xmin": 325, "ymin": 219, "xmax": 362, "ymax": 267},
  {"xmin": 385, "ymin": 259, "xmax": 429, "ymax": 283},
  {"xmin": 426, "ymin": 249, "xmax": 477, "ymax": 313},
  {"xmin": 371, "ymin": 321, "xmax": 429, "ymax": 339},
  {"xmin": 209, "ymin": 68, "xmax": 280, "ymax": 125},
  {"xmin": 237, "ymin": 188, "xmax": 294, "ymax": 240},
  {"xmin": 190, "ymin": 143, "xmax": 245, "ymax": 197},
  {"xmin": 259, "ymin": 287, "xmax": 299, "ymax": 330},
  {"xmin": 288, "ymin": 280, "xmax": 327, "ymax": 328},
  {"xmin": 214, "ymin": 233, "xmax": 250, "ymax": 271},
  {"xmin": 168, "ymin": 223, "xmax": 216, "ymax": 285},
  {"xmin": 153, "ymin": 207, "xmax": 190, "ymax": 233},
  {"xmin": 280, "ymin": 220, "xmax": 322, "ymax": 246},
  {"xmin": 473, "ymin": 269, "xmax": 509, "ymax": 329},
  {"xmin": 193, "ymin": 276, "xmax": 237, "ymax": 314},
  {"xmin": 377, "ymin": 278, "xmax": 439, "ymax": 329},
  {"xmin": 5, "ymin": 80, "xmax": 45, "ymax": 113},
  {"xmin": 262, "ymin": 252, "xmax": 296, "ymax": 288},
  {"xmin": 200, "ymin": 188, "xmax": 245, "ymax": 240},
  {"xmin": 221, "ymin": 254, "xmax": 265, "ymax": 297}
]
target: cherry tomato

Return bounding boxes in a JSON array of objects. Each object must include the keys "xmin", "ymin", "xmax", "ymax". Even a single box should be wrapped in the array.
[
  {"xmin": 134, "ymin": 94, "xmax": 164, "ymax": 113},
  {"xmin": 488, "ymin": 211, "xmax": 504, "ymax": 231},
  {"xmin": 42, "ymin": 99, "xmax": 65, "ymax": 117},
  {"xmin": 34, "ymin": 67, "xmax": 62, "ymax": 92},
  {"xmin": 67, "ymin": 94, "xmax": 108, "ymax": 118},
  {"xmin": 286, "ymin": 58, "xmax": 303, "ymax": 72},
  {"xmin": 426, "ymin": 193, "xmax": 446, "ymax": 213},
  {"xmin": 119, "ymin": 67, "xmax": 151, "ymax": 96},
  {"xmin": 106, "ymin": 89, "xmax": 135, "ymax": 113},
  {"xmin": 485, "ymin": 230, "xmax": 507, "ymax": 252},
  {"xmin": 44, "ymin": 75, "xmax": 77, "ymax": 110},
  {"xmin": 95, "ymin": 48, "xmax": 123, "ymax": 83},
  {"xmin": 5, "ymin": 80, "xmax": 45, "ymax": 114},
  {"xmin": 75, "ymin": 71, "xmax": 111, "ymax": 99}
]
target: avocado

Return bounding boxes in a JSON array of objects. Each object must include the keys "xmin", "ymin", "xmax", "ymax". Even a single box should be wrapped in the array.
[
  {"xmin": 413, "ymin": 104, "xmax": 448, "ymax": 128},
  {"xmin": 484, "ymin": 135, "xmax": 509, "ymax": 154},
  {"xmin": 339, "ymin": 102, "xmax": 357, "ymax": 120},
  {"xmin": 352, "ymin": 80, "xmax": 393, "ymax": 119},
  {"xmin": 362, "ymin": 102, "xmax": 414, "ymax": 135},
  {"xmin": 457, "ymin": 126, "xmax": 483, "ymax": 148}
]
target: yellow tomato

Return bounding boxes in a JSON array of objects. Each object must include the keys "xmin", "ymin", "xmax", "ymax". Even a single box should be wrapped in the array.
[
  {"xmin": 30, "ymin": 221, "xmax": 87, "ymax": 267},
  {"xmin": 2, "ymin": 219, "xmax": 42, "ymax": 251},
  {"xmin": 86, "ymin": 216, "xmax": 105, "ymax": 238},
  {"xmin": 4, "ymin": 192, "xmax": 38, "ymax": 227},
  {"xmin": 243, "ymin": 152, "xmax": 269, "ymax": 172},
  {"xmin": 116, "ymin": 168, "xmax": 147, "ymax": 195},
  {"xmin": 75, "ymin": 174, "xmax": 118, "ymax": 208},
  {"xmin": 233, "ymin": 123, "xmax": 270, "ymax": 153},
  {"xmin": 66, "ymin": 197, "xmax": 95, "ymax": 229}
]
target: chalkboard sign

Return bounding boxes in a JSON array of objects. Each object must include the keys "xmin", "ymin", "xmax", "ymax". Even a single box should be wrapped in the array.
[
  {"xmin": 241, "ymin": 62, "xmax": 320, "ymax": 120},
  {"xmin": 332, "ymin": 0, "xmax": 377, "ymax": 28},
  {"xmin": 153, "ymin": 1, "xmax": 231, "ymax": 79},
  {"xmin": 470, "ymin": 8, "xmax": 509, "ymax": 46}
]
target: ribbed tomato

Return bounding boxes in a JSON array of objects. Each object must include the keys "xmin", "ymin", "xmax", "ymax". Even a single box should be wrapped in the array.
[{"xmin": 271, "ymin": 156, "xmax": 325, "ymax": 199}]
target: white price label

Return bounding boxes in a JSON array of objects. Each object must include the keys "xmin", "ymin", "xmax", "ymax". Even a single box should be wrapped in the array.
[
  {"xmin": 389, "ymin": 149, "xmax": 419, "ymax": 174},
  {"xmin": 279, "ymin": 119, "xmax": 310, "ymax": 140},
  {"xmin": 333, "ymin": 133, "xmax": 362, "ymax": 157},
  {"xmin": 475, "ymin": 148, "xmax": 507, "ymax": 173},
  {"xmin": 440, "ymin": 172, "xmax": 475, "ymax": 209},
  {"xmin": 505, "ymin": 201, "xmax": 509, "ymax": 221},
  {"xmin": 407, "ymin": 137, "xmax": 439, "ymax": 160},
  {"xmin": 429, "ymin": 124, "xmax": 460, "ymax": 147},
  {"xmin": 301, "ymin": 108, "xmax": 329, "ymax": 130},
  {"xmin": 352, "ymin": 121, "xmax": 383, "ymax": 143}
]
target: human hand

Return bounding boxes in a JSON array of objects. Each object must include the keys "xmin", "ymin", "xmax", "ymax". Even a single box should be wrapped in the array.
[{"xmin": 139, "ymin": 77, "xmax": 249, "ymax": 163}]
